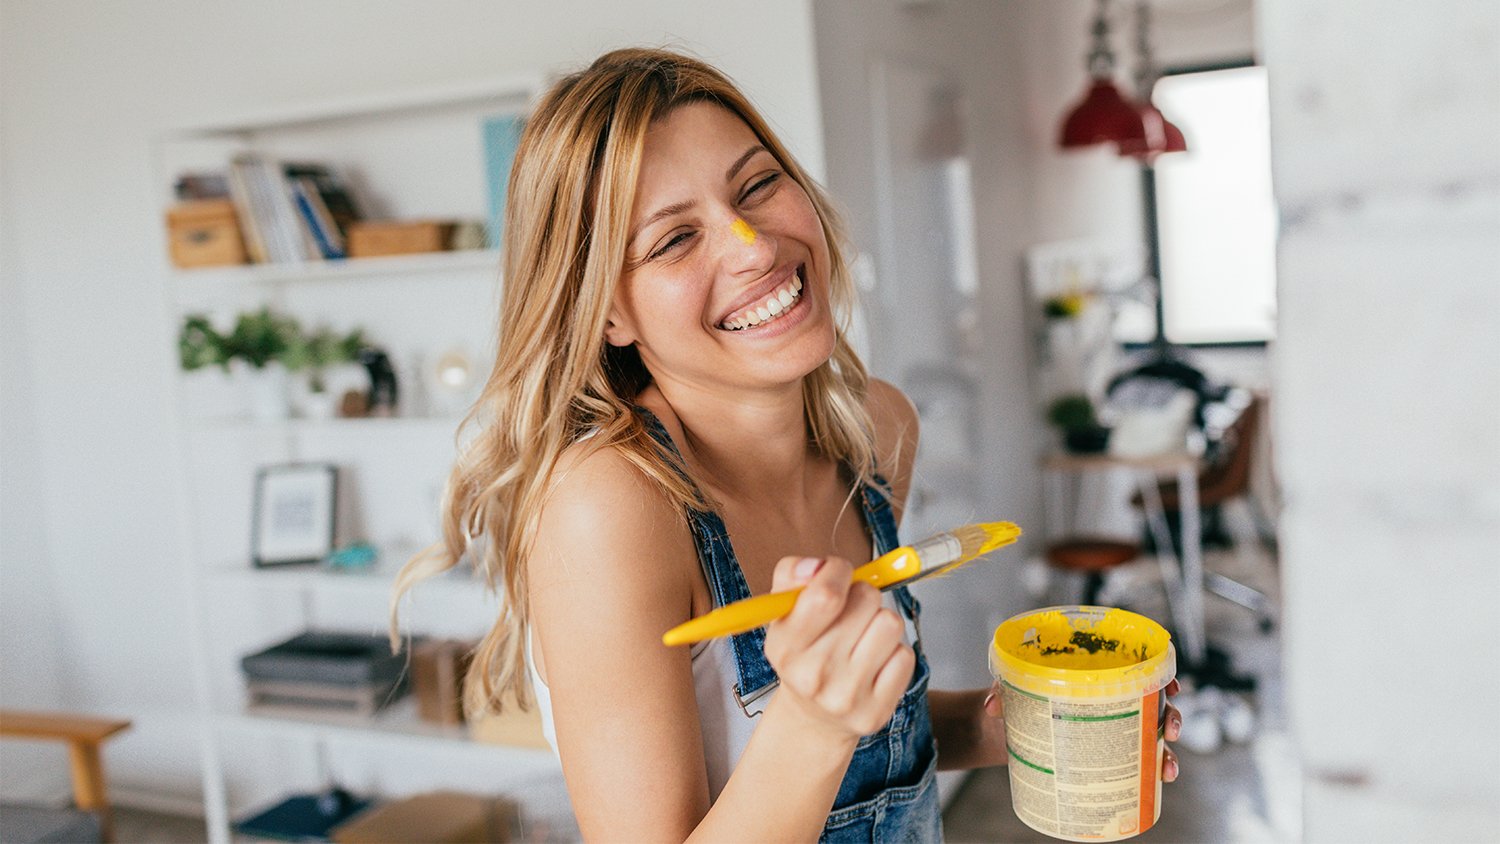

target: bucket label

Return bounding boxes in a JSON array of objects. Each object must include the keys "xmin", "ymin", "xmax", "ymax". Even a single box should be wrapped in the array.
[{"xmin": 1003, "ymin": 683, "xmax": 1165, "ymax": 841}]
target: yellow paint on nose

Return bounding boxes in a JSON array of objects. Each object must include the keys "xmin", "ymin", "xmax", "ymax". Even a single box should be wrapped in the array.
[{"xmin": 730, "ymin": 218, "xmax": 757, "ymax": 245}]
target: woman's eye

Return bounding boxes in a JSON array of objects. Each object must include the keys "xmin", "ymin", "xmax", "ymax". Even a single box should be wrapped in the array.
[
  {"xmin": 742, "ymin": 172, "xmax": 780, "ymax": 201},
  {"xmin": 649, "ymin": 231, "xmax": 695, "ymax": 260}
]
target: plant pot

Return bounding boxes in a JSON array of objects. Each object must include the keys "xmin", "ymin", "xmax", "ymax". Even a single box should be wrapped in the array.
[
  {"xmin": 298, "ymin": 389, "xmax": 339, "ymax": 420},
  {"xmin": 1063, "ymin": 425, "xmax": 1111, "ymax": 454},
  {"xmin": 238, "ymin": 360, "xmax": 291, "ymax": 421}
]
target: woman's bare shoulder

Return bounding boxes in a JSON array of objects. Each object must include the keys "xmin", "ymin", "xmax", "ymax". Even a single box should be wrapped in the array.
[
  {"xmin": 864, "ymin": 378, "xmax": 920, "ymax": 522},
  {"xmin": 533, "ymin": 438, "xmax": 695, "ymax": 594}
]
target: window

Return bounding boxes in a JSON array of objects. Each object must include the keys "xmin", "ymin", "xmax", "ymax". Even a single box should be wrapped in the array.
[{"xmin": 1150, "ymin": 64, "xmax": 1277, "ymax": 345}]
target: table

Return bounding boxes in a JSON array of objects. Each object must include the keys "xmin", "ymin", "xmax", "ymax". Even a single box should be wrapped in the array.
[{"xmin": 1040, "ymin": 451, "xmax": 1207, "ymax": 667}]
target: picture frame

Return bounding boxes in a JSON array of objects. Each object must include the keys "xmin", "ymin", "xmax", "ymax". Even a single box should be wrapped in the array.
[
  {"xmin": 251, "ymin": 463, "xmax": 338, "ymax": 567},
  {"xmin": 482, "ymin": 112, "xmax": 525, "ymax": 249}
]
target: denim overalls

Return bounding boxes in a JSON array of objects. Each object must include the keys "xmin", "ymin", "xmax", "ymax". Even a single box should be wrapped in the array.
[{"xmin": 639, "ymin": 408, "xmax": 943, "ymax": 842}]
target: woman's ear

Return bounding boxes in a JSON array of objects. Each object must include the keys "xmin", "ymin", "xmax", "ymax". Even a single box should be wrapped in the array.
[{"xmin": 603, "ymin": 308, "xmax": 637, "ymax": 348}]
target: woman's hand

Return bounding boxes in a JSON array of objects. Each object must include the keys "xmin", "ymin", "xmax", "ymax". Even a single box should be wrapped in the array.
[
  {"xmin": 762, "ymin": 556, "xmax": 915, "ymax": 741},
  {"xmin": 982, "ymin": 677, "xmax": 1185, "ymax": 780}
]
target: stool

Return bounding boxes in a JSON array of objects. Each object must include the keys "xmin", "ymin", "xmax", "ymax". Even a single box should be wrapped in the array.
[{"xmin": 1045, "ymin": 538, "xmax": 1140, "ymax": 606}]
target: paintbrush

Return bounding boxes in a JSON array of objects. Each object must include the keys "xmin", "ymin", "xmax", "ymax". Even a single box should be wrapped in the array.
[{"xmin": 661, "ymin": 521, "xmax": 1021, "ymax": 646}]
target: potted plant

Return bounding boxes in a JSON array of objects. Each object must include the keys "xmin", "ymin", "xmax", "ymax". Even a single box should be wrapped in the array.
[
  {"xmin": 283, "ymin": 326, "xmax": 367, "ymax": 419},
  {"xmin": 1047, "ymin": 393, "xmax": 1111, "ymax": 454},
  {"xmin": 178, "ymin": 307, "xmax": 303, "ymax": 420}
]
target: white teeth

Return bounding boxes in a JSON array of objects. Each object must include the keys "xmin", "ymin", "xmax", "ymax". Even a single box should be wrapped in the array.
[{"xmin": 719, "ymin": 272, "xmax": 806, "ymax": 330}]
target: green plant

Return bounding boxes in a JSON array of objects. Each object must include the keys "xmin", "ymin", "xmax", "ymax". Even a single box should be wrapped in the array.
[
  {"xmin": 283, "ymin": 326, "xmax": 367, "ymax": 392},
  {"xmin": 225, "ymin": 307, "xmax": 299, "ymax": 369},
  {"xmin": 1043, "ymin": 292, "xmax": 1088, "ymax": 319},
  {"xmin": 177, "ymin": 309, "xmax": 364, "ymax": 381},
  {"xmin": 178, "ymin": 314, "xmax": 231, "ymax": 372},
  {"xmin": 1046, "ymin": 393, "xmax": 1098, "ymax": 432}
]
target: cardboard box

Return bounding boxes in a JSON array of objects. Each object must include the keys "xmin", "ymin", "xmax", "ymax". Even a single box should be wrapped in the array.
[
  {"xmin": 330, "ymin": 791, "xmax": 517, "ymax": 843},
  {"xmin": 411, "ymin": 638, "xmax": 474, "ymax": 726},
  {"xmin": 165, "ymin": 199, "xmax": 247, "ymax": 268},
  {"xmin": 468, "ymin": 700, "xmax": 549, "ymax": 750},
  {"xmin": 346, "ymin": 220, "xmax": 454, "ymax": 257}
]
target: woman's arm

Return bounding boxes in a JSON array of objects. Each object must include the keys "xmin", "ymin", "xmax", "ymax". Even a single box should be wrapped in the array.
[
  {"xmin": 865, "ymin": 380, "xmax": 1185, "ymax": 776},
  {"xmin": 866, "ymin": 381, "xmax": 1008, "ymax": 769},
  {"xmin": 530, "ymin": 446, "xmax": 912, "ymax": 841}
]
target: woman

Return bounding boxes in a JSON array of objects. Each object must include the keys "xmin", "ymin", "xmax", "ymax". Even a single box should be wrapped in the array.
[{"xmin": 396, "ymin": 48, "xmax": 1181, "ymax": 840}]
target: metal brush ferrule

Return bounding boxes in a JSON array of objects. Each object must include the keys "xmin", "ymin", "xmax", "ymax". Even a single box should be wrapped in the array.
[{"xmin": 910, "ymin": 533, "xmax": 963, "ymax": 571}]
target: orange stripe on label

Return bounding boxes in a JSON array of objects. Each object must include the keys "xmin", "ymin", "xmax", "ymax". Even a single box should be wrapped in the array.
[{"xmin": 1139, "ymin": 689, "xmax": 1159, "ymax": 833}]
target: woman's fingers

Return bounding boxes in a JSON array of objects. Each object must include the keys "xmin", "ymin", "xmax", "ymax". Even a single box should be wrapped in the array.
[
  {"xmin": 1164, "ymin": 702, "xmax": 1183, "ymax": 742},
  {"xmin": 1166, "ymin": 678, "xmax": 1181, "ymax": 697},
  {"xmin": 1162, "ymin": 745, "xmax": 1180, "ymax": 782},
  {"xmin": 984, "ymin": 682, "xmax": 1004, "ymax": 718},
  {"xmin": 765, "ymin": 556, "xmax": 851, "ymax": 649},
  {"xmin": 764, "ymin": 555, "xmax": 911, "ymax": 737}
]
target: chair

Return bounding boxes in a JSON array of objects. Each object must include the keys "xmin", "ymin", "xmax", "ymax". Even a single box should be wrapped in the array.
[
  {"xmin": 1044, "ymin": 538, "xmax": 1142, "ymax": 607},
  {"xmin": 0, "ymin": 710, "xmax": 132, "ymax": 843},
  {"xmin": 1132, "ymin": 392, "xmax": 1277, "ymax": 629}
]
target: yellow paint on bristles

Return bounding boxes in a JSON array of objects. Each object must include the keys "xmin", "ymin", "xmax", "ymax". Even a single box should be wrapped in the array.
[
  {"xmin": 971, "ymin": 521, "xmax": 1023, "ymax": 556},
  {"xmin": 730, "ymin": 217, "xmax": 757, "ymax": 245}
]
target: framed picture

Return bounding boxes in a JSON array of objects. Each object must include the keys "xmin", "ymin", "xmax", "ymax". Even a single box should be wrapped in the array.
[
  {"xmin": 482, "ymin": 112, "xmax": 525, "ymax": 249},
  {"xmin": 251, "ymin": 463, "xmax": 338, "ymax": 567}
]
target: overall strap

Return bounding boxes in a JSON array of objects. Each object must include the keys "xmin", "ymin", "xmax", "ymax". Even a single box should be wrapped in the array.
[
  {"xmin": 634, "ymin": 407, "xmax": 779, "ymax": 709},
  {"xmin": 860, "ymin": 475, "xmax": 923, "ymax": 625}
]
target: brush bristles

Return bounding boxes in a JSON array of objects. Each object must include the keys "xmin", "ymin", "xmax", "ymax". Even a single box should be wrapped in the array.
[{"xmin": 952, "ymin": 521, "xmax": 1023, "ymax": 560}]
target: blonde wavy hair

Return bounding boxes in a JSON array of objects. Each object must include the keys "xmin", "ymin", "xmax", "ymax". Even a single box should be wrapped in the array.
[{"xmin": 391, "ymin": 47, "xmax": 879, "ymax": 717}]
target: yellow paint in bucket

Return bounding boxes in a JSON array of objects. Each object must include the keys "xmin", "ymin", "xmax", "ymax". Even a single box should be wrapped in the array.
[{"xmin": 990, "ymin": 606, "xmax": 1176, "ymax": 842}]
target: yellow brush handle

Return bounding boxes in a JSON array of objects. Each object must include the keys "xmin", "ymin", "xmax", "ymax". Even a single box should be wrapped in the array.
[{"xmin": 660, "ymin": 548, "xmax": 917, "ymax": 646}]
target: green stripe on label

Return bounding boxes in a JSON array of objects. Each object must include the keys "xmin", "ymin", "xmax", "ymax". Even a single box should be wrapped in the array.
[
  {"xmin": 1054, "ymin": 710, "xmax": 1140, "ymax": 722},
  {"xmin": 1007, "ymin": 745, "xmax": 1054, "ymax": 775},
  {"xmin": 1000, "ymin": 680, "xmax": 1047, "ymax": 702}
]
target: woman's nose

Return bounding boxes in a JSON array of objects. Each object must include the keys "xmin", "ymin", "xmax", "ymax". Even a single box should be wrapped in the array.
[{"xmin": 719, "ymin": 216, "xmax": 775, "ymax": 276}]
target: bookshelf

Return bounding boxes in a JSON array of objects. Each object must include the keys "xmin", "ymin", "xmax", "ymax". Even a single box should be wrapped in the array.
[{"xmin": 156, "ymin": 75, "xmax": 571, "ymax": 843}]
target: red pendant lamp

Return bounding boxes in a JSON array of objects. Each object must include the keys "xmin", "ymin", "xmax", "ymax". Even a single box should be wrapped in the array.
[
  {"xmin": 1058, "ymin": 0, "xmax": 1153, "ymax": 150},
  {"xmin": 1058, "ymin": 0, "xmax": 1188, "ymax": 160},
  {"xmin": 1117, "ymin": 100, "xmax": 1186, "ymax": 158},
  {"xmin": 1118, "ymin": 0, "xmax": 1188, "ymax": 160}
]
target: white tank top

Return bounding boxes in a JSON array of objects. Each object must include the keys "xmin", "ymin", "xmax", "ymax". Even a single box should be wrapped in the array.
[
  {"xmin": 527, "ymin": 630, "xmax": 757, "ymax": 802},
  {"xmin": 526, "ymin": 588, "xmax": 911, "ymax": 803}
]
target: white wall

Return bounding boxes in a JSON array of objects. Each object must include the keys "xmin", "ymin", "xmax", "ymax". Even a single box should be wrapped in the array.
[
  {"xmin": 1261, "ymin": 0, "xmax": 1500, "ymax": 838},
  {"xmin": 812, "ymin": 0, "xmax": 1045, "ymax": 692},
  {"xmin": 0, "ymin": 0, "xmax": 824, "ymax": 807},
  {"xmin": 0, "ymin": 18, "xmax": 72, "ymax": 795}
]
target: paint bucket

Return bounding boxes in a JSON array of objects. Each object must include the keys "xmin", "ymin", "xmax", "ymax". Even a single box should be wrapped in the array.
[{"xmin": 990, "ymin": 605, "xmax": 1175, "ymax": 842}]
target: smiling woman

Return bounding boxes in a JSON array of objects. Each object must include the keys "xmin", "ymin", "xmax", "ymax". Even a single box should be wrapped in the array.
[{"xmin": 391, "ymin": 47, "xmax": 1178, "ymax": 841}]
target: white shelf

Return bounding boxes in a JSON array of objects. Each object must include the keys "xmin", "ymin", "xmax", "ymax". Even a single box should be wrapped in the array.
[
  {"xmin": 185, "ymin": 415, "xmax": 465, "ymax": 435},
  {"xmin": 171, "ymin": 249, "xmax": 501, "ymax": 288},
  {"xmin": 167, "ymin": 73, "xmax": 542, "ymax": 138},
  {"xmin": 204, "ymin": 560, "xmax": 487, "ymax": 597},
  {"xmin": 215, "ymin": 696, "xmax": 550, "ymax": 756}
]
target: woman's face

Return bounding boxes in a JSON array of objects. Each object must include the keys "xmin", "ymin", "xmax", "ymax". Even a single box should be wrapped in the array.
[{"xmin": 606, "ymin": 102, "xmax": 835, "ymax": 396}]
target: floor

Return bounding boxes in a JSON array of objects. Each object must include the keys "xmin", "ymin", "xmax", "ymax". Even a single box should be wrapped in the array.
[
  {"xmin": 110, "ymin": 545, "xmax": 1297, "ymax": 844},
  {"xmin": 941, "ymin": 541, "xmax": 1301, "ymax": 843}
]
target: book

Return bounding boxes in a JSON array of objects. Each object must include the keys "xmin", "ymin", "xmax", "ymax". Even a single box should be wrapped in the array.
[
  {"xmin": 291, "ymin": 177, "xmax": 346, "ymax": 259},
  {"xmin": 283, "ymin": 163, "xmax": 361, "ymax": 241},
  {"xmin": 226, "ymin": 159, "xmax": 269, "ymax": 264}
]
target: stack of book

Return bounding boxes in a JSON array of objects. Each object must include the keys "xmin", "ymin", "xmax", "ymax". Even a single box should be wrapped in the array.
[
  {"xmin": 241, "ymin": 630, "xmax": 409, "ymax": 717},
  {"xmin": 226, "ymin": 156, "xmax": 361, "ymax": 264}
]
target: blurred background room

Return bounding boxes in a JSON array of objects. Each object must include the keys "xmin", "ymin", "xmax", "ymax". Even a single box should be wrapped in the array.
[{"xmin": 1, "ymin": 1, "xmax": 1495, "ymax": 842}]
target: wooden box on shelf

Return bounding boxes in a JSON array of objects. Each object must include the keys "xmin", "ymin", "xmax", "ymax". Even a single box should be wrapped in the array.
[
  {"xmin": 165, "ymin": 199, "xmax": 247, "ymax": 268},
  {"xmin": 346, "ymin": 220, "xmax": 455, "ymax": 257},
  {"xmin": 331, "ymin": 791, "xmax": 518, "ymax": 844},
  {"xmin": 411, "ymin": 638, "xmax": 475, "ymax": 726}
]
